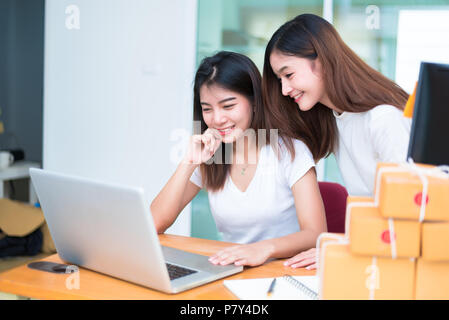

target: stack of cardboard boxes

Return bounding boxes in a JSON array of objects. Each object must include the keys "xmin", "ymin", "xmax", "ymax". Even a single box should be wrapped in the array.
[{"xmin": 318, "ymin": 162, "xmax": 449, "ymax": 300}]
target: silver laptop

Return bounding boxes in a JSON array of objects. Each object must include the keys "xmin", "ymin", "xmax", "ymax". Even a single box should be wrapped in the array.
[{"xmin": 29, "ymin": 168, "xmax": 242, "ymax": 294}]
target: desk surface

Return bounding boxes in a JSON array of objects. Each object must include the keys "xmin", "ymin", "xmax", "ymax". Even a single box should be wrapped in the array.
[{"xmin": 0, "ymin": 234, "xmax": 315, "ymax": 300}]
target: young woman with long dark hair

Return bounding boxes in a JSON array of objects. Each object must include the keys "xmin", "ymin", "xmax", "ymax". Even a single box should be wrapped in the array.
[
  {"xmin": 262, "ymin": 14, "xmax": 411, "ymax": 269},
  {"xmin": 151, "ymin": 51, "xmax": 327, "ymax": 267},
  {"xmin": 263, "ymin": 13, "xmax": 411, "ymax": 197}
]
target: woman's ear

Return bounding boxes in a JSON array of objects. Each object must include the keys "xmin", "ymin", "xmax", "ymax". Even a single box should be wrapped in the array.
[{"xmin": 310, "ymin": 58, "xmax": 323, "ymax": 78}]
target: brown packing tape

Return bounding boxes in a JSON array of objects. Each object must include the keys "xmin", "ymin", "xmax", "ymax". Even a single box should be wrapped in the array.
[{"xmin": 0, "ymin": 199, "xmax": 45, "ymax": 237}]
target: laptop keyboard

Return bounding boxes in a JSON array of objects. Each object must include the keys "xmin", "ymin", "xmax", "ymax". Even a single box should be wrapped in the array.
[{"xmin": 166, "ymin": 263, "xmax": 198, "ymax": 280}]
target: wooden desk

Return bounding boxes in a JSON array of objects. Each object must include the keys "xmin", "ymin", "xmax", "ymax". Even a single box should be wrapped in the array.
[{"xmin": 0, "ymin": 234, "xmax": 315, "ymax": 300}]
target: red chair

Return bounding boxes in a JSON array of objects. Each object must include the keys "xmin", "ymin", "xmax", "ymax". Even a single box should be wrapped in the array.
[{"xmin": 318, "ymin": 182, "xmax": 348, "ymax": 233}]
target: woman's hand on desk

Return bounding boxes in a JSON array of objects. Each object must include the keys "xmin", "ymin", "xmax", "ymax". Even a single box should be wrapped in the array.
[
  {"xmin": 283, "ymin": 248, "xmax": 317, "ymax": 270},
  {"xmin": 208, "ymin": 242, "xmax": 274, "ymax": 267}
]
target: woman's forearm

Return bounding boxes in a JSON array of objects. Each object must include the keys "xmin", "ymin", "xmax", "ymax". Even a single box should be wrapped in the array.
[
  {"xmin": 261, "ymin": 229, "xmax": 323, "ymax": 259},
  {"xmin": 150, "ymin": 162, "xmax": 198, "ymax": 233}
]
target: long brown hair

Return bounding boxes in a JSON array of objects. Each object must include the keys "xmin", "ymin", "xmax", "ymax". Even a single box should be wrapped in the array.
[
  {"xmin": 193, "ymin": 51, "xmax": 270, "ymax": 191},
  {"xmin": 262, "ymin": 14, "xmax": 409, "ymax": 161}
]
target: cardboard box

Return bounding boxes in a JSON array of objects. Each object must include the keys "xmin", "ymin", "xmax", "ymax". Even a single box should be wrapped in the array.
[
  {"xmin": 319, "ymin": 242, "xmax": 416, "ymax": 300},
  {"xmin": 376, "ymin": 163, "xmax": 449, "ymax": 221},
  {"xmin": 347, "ymin": 196, "xmax": 373, "ymax": 204},
  {"xmin": 348, "ymin": 204, "xmax": 421, "ymax": 258},
  {"xmin": 0, "ymin": 199, "xmax": 44, "ymax": 236},
  {"xmin": 316, "ymin": 232, "xmax": 348, "ymax": 275},
  {"xmin": 344, "ymin": 196, "xmax": 373, "ymax": 238},
  {"xmin": 421, "ymin": 222, "xmax": 449, "ymax": 261},
  {"xmin": 415, "ymin": 259, "xmax": 449, "ymax": 299},
  {"xmin": 0, "ymin": 199, "xmax": 55, "ymax": 253},
  {"xmin": 317, "ymin": 232, "xmax": 346, "ymax": 249}
]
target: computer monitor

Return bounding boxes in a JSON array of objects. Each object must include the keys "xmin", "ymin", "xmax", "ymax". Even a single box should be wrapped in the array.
[{"xmin": 407, "ymin": 62, "xmax": 449, "ymax": 166}]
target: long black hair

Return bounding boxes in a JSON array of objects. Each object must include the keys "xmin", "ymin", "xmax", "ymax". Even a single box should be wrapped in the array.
[{"xmin": 193, "ymin": 51, "xmax": 268, "ymax": 191}]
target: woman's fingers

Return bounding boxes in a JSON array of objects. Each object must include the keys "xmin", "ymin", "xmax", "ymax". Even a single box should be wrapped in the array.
[
  {"xmin": 284, "ymin": 248, "xmax": 317, "ymax": 268},
  {"xmin": 290, "ymin": 257, "xmax": 316, "ymax": 269},
  {"xmin": 204, "ymin": 128, "xmax": 222, "ymax": 152},
  {"xmin": 306, "ymin": 263, "xmax": 317, "ymax": 270},
  {"xmin": 213, "ymin": 135, "xmax": 222, "ymax": 152},
  {"xmin": 233, "ymin": 258, "xmax": 247, "ymax": 266},
  {"xmin": 284, "ymin": 252, "xmax": 315, "ymax": 266},
  {"xmin": 209, "ymin": 247, "xmax": 242, "ymax": 266},
  {"xmin": 184, "ymin": 129, "xmax": 223, "ymax": 164},
  {"xmin": 201, "ymin": 134, "xmax": 212, "ymax": 151},
  {"xmin": 219, "ymin": 255, "xmax": 238, "ymax": 266},
  {"xmin": 205, "ymin": 128, "xmax": 222, "ymax": 140},
  {"xmin": 203, "ymin": 133, "xmax": 219, "ymax": 154},
  {"xmin": 183, "ymin": 135, "xmax": 205, "ymax": 164},
  {"xmin": 209, "ymin": 243, "xmax": 271, "ymax": 267}
]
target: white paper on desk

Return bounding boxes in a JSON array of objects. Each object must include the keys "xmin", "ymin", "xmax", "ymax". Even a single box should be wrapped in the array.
[{"xmin": 223, "ymin": 276, "xmax": 318, "ymax": 300}]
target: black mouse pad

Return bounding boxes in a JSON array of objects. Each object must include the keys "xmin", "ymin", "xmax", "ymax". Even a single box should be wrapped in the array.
[{"xmin": 27, "ymin": 261, "xmax": 78, "ymax": 274}]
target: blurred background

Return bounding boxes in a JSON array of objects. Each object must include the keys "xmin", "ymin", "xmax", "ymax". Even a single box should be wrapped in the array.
[{"xmin": 1, "ymin": 0, "xmax": 449, "ymax": 241}]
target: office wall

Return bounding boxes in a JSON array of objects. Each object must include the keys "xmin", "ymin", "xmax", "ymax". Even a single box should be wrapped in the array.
[
  {"xmin": 43, "ymin": 0, "xmax": 198, "ymax": 235},
  {"xmin": 0, "ymin": 0, "xmax": 44, "ymax": 162},
  {"xmin": 0, "ymin": 2, "xmax": 8, "ymax": 132}
]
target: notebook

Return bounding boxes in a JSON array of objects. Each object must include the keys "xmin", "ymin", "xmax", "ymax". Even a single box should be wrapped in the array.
[{"xmin": 224, "ymin": 275, "xmax": 319, "ymax": 300}]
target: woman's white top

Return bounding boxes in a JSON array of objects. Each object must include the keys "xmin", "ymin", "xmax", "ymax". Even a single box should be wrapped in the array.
[
  {"xmin": 190, "ymin": 138, "xmax": 315, "ymax": 244},
  {"xmin": 333, "ymin": 104, "xmax": 411, "ymax": 196}
]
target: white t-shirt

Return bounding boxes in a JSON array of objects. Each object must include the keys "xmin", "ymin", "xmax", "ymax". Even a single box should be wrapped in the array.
[
  {"xmin": 190, "ymin": 138, "xmax": 315, "ymax": 244},
  {"xmin": 333, "ymin": 104, "xmax": 411, "ymax": 196}
]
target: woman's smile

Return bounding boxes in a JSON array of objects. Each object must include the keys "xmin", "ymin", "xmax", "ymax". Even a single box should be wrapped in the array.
[{"xmin": 216, "ymin": 125, "xmax": 235, "ymax": 136}]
